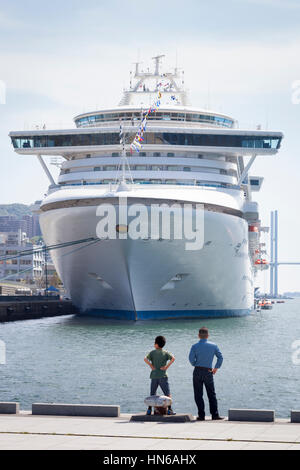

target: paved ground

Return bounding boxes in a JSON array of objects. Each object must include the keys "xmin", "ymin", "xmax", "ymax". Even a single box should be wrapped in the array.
[{"xmin": 0, "ymin": 412, "xmax": 300, "ymax": 450}]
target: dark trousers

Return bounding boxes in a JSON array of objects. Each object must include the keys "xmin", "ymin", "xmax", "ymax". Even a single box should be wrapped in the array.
[
  {"xmin": 150, "ymin": 377, "xmax": 170, "ymax": 397},
  {"xmin": 193, "ymin": 368, "xmax": 218, "ymax": 418}
]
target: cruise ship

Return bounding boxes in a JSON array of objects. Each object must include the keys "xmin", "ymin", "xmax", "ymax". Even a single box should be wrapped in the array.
[{"xmin": 9, "ymin": 56, "xmax": 283, "ymax": 320}]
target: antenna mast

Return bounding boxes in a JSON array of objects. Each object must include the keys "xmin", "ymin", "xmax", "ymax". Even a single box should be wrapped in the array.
[
  {"xmin": 115, "ymin": 122, "xmax": 133, "ymax": 188},
  {"xmin": 152, "ymin": 54, "xmax": 165, "ymax": 76}
]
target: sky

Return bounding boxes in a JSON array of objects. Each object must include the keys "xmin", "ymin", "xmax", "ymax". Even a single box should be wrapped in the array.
[{"xmin": 0, "ymin": 0, "xmax": 300, "ymax": 293}]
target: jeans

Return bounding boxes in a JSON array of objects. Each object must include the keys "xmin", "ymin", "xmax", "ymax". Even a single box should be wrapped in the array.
[
  {"xmin": 150, "ymin": 377, "xmax": 170, "ymax": 396},
  {"xmin": 193, "ymin": 368, "xmax": 218, "ymax": 418}
]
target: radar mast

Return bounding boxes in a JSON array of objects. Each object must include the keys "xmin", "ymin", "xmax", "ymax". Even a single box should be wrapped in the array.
[{"xmin": 119, "ymin": 55, "xmax": 187, "ymax": 106}]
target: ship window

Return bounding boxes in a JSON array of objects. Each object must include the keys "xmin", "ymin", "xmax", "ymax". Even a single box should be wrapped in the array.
[
  {"xmin": 33, "ymin": 136, "xmax": 47, "ymax": 147},
  {"xmin": 241, "ymin": 138, "xmax": 280, "ymax": 149},
  {"xmin": 10, "ymin": 132, "xmax": 281, "ymax": 150},
  {"xmin": 139, "ymin": 152, "xmax": 146, "ymax": 156},
  {"xmin": 153, "ymin": 152, "xmax": 161, "ymax": 157},
  {"xmin": 86, "ymin": 154, "xmax": 91, "ymax": 158},
  {"xmin": 13, "ymin": 138, "xmax": 33, "ymax": 148},
  {"xmin": 94, "ymin": 167, "xmax": 101, "ymax": 171},
  {"xmin": 74, "ymin": 112, "xmax": 235, "ymax": 127},
  {"xmin": 104, "ymin": 166, "xmax": 116, "ymax": 171},
  {"xmin": 167, "ymin": 166, "xmax": 178, "ymax": 171},
  {"xmin": 112, "ymin": 152, "xmax": 119, "ymax": 157},
  {"xmin": 183, "ymin": 167, "xmax": 191, "ymax": 172},
  {"xmin": 250, "ymin": 179, "xmax": 259, "ymax": 185},
  {"xmin": 180, "ymin": 180, "xmax": 194, "ymax": 185},
  {"xmin": 167, "ymin": 152, "xmax": 175, "ymax": 157},
  {"xmin": 47, "ymin": 137, "xmax": 55, "ymax": 147},
  {"xmin": 24, "ymin": 140, "xmax": 32, "ymax": 148},
  {"xmin": 135, "ymin": 165, "xmax": 147, "ymax": 170}
]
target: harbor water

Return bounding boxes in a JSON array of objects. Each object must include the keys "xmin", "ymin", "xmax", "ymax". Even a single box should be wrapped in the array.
[{"xmin": 0, "ymin": 299, "xmax": 300, "ymax": 418}]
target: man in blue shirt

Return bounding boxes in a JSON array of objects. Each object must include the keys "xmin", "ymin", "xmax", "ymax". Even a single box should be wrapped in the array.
[{"xmin": 189, "ymin": 327, "xmax": 223, "ymax": 421}]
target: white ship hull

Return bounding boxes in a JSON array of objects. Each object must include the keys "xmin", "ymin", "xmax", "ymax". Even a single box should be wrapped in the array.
[{"xmin": 39, "ymin": 189, "xmax": 254, "ymax": 320}]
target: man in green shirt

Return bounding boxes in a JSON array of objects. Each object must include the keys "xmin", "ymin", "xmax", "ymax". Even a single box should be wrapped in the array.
[{"xmin": 144, "ymin": 335, "xmax": 176, "ymax": 415}]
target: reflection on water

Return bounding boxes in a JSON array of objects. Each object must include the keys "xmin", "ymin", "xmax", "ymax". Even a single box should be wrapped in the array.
[{"xmin": 1, "ymin": 299, "xmax": 299, "ymax": 417}]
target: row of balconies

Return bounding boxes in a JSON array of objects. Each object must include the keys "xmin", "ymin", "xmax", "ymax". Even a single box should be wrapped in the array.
[
  {"xmin": 60, "ymin": 165, "xmax": 237, "ymax": 177},
  {"xmin": 58, "ymin": 169, "xmax": 237, "ymax": 186},
  {"xmin": 68, "ymin": 152, "xmax": 227, "ymax": 162}
]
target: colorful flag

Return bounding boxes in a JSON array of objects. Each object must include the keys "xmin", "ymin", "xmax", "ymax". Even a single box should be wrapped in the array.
[{"xmin": 130, "ymin": 90, "xmax": 162, "ymax": 154}]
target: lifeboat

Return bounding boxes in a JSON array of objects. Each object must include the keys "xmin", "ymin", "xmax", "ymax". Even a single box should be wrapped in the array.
[
  {"xmin": 255, "ymin": 259, "xmax": 268, "ymax": 265},
  {"xmin": 258, "ymin": 299, "xmax": 273, "ymax": 310}
]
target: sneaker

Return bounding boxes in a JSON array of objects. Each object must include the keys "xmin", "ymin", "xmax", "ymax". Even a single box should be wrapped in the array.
[
  {"xmin": 196, "ymin": 416, "xmax": 205, "ymax": 421},
  {"xmin": 167, "ymin": 408, "xmax": 176, "ymax": 415},
  {"xmin": 212, "ymin": 415, "xmax": 224, "ymax": 420}
]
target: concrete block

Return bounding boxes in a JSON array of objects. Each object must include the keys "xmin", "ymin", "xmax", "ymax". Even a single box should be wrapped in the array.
[
  {"xmin": 130, "ymin": 413, "xmax": 194, "ymax": 423},
  {"xmin": 228, "ymin": 408, "xmax": 274, "ymax": 422},
  {"xmin": 32, "ymin": 403, "xmax": 120, "ymax": 417},
  {"xmin": 0, "ymin": 402, "xmax": 19, "ymax": 414},
  {"xmin": 291, "ymin": 410, "xmax": 300, "ymax": 423}
]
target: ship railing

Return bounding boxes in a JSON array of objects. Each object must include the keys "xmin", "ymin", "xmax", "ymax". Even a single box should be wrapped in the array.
[
  {"xmin": 75, "ymin": 120, "xmax": 235, "ymax": 130},
  {"xmin": 51, "ymin": 181, "xmax": 241, "ymax": 191}
]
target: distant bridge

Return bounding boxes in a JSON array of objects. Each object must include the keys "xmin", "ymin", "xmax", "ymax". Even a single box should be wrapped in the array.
[{"xmin": 269, "ymin": 210, "xmax": 300, "ymax": 297}]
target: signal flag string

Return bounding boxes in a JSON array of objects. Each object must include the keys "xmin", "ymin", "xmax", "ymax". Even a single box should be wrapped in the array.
[{"xmin": 130, "ymin": 79, "xmax": 179, "ymax": 154}]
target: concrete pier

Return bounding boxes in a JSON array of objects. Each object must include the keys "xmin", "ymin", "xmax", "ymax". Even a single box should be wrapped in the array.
[
  {"xmin": 0, "ymin": 299, "xmax": 78, "ymax": 322},
  {"xmin": 0, "ymin": 411, "xmax": 300, "ymax": 450}
]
